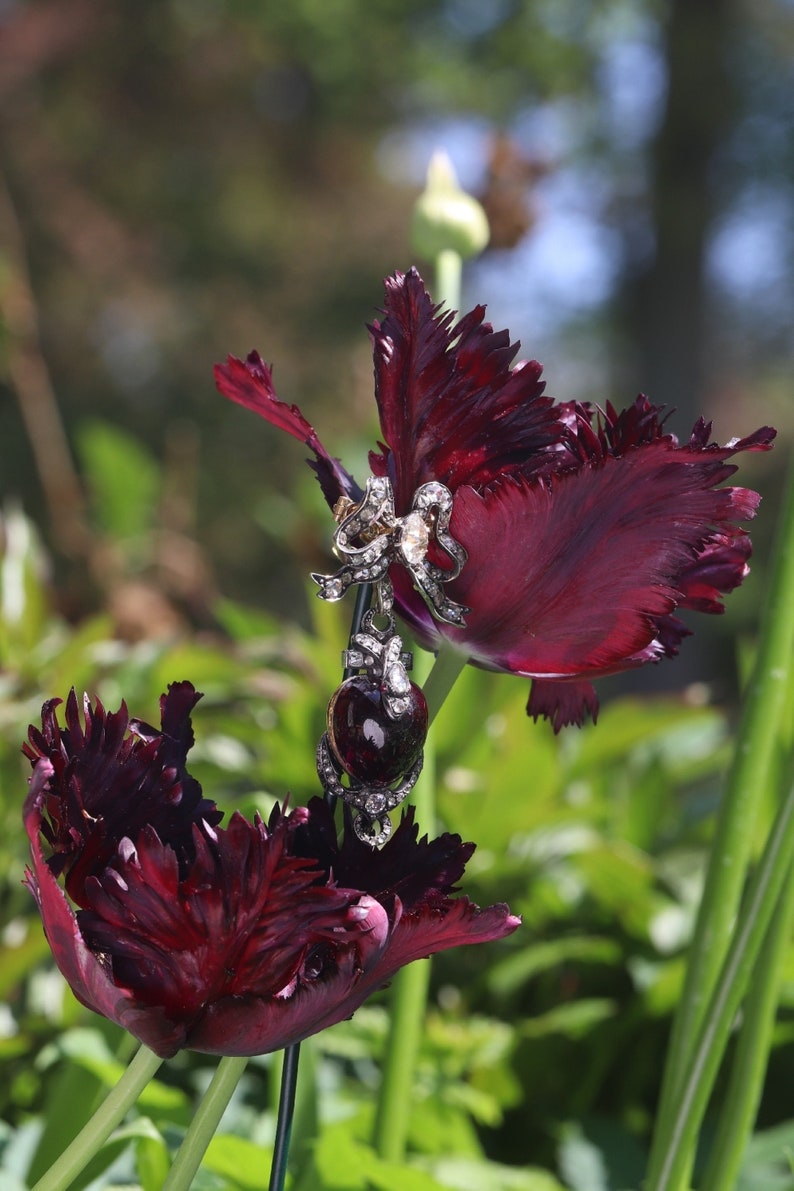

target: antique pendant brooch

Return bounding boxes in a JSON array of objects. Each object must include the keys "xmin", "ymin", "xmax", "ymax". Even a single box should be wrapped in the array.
[{"xmin": 315, "ymin": 476, "xmax": 466, "ymax": 845}]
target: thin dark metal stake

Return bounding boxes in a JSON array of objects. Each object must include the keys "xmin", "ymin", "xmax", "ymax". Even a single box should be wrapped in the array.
[
  {"xmin": 268, "ymin": 1043, "xmax": 301, "ymax": 1191},
  {"xmin": 267, "ymin": 583, "xmax": 374, "ymax": 1190}
]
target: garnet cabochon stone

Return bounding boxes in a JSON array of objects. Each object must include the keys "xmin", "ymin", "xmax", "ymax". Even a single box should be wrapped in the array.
[{"xmin": 327, "ymin": 676, "xmax": 428, "ymax": 784}]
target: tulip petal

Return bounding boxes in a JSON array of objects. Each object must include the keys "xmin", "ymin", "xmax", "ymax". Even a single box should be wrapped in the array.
[
  {"xmin": 24, "ymin": 762, "xmax": 188, "ymax": 1057},
  {"xmin": 330, "ymin": 803, "xmax": 473, "ymax": 909},
  {"xmin": 214, "ymin": 351, "xmax": 361, "ymax": 508},
  {"xmin": 23, "ymin": 683, "xmax": 220, "ymax": 904},
  {"xmin": 369, "ymin": 269, "xmax": 562, "ymax": 508},
  {"xmin": 78, "ymin": 813, "xmax": 358, "ymax": 1021},
  {"xmin": 367, "ymin": 898, "xmax": 520, "ymax": 978},
  {"xmin": 215, "ymin": 271, "xmax": 774, "ymax": 729},
  {"xmin": 186, "ymin": 897, "xmax": 390, "ymax": 1055},
  {"xmin": 439, "ymin": 439, "xmax": 764, "ymax": 680},
  {"xmin": 527, "ymin": 679, "xmax": 600, "ymax": 732},
  {"xmin": 188, "ymin": 890, "xmax": 519, "ymax": 1057}
]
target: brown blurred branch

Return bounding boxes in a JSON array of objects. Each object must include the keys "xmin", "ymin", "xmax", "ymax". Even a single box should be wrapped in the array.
[
  {"xmin": 0, "ymin": 170, "xmax": 90, "ymax": 557},
  {"xmin": 0, "ymin": 0, "xmax": 103, "ymax": 99}
]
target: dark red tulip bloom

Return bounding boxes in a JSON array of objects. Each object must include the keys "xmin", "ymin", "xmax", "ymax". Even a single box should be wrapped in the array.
[
  {"xmin": 215, "ymin": 268, "xmax": 775, "ymax": 730},
  {"xmin": 23, "ymin": 684, "xmax": 518, "ymax": 1058}
]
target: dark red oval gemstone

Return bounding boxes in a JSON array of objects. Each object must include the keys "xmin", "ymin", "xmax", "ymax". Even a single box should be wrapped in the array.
[{"xmin": 327, "ymin": 676, "xmax": 428, "ymax": 785}]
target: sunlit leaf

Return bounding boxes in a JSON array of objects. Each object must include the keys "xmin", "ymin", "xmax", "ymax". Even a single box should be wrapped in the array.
[{"xmin": 77, "ymin": 420, "xmax": 161, "ymax": 540}]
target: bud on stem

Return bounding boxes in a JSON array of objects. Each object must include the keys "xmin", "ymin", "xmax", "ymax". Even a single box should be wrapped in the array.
[{"xmin": 410, "ymin": 151, "xmax": 490, "ymax": 266}]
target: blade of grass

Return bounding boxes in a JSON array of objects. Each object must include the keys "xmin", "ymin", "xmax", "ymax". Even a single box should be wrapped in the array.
[
  {"xmin": 699, "ymin": 859, "xmax": 794, "ymax": 1191},
  {"xmin": 645, "ymin": 772, "xmax": 794, "ymax": 1191}
]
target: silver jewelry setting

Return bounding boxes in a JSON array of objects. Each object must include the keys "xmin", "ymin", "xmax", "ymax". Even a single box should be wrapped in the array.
[
  {"xmin": 317, "ymin": 735, "xmax": 423, "ymax": 848},
  {"xmin": 312, "ymin": 476, "xmax": 469, "ymax": 627}
]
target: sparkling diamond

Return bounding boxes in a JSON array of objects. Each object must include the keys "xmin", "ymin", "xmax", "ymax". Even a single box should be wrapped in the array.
[
  {"xmin": 385, "ymin": 664, "xmax": 410, "ymax": 694},
  {"xmin": 398, "ymin": 512, "xmax": 430, "ymax": 567},
  {"xmin": 365, "ymin": 790, "xmax": 387, "ymax": 816}
]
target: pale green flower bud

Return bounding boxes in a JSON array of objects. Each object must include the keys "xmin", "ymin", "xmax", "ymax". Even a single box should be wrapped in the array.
[{"xmin": 411, "ymin": 151, "xmax": 490, "ymax": 262}]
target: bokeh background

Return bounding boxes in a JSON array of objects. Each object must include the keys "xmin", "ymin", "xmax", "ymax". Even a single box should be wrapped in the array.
[
  {"xmin": 1, "ymin": 2, "xmax": 794, "ymax": 1189},
  {"xmin": 1, "ymin": 0, "xmax": 790, "ymax": 649}
]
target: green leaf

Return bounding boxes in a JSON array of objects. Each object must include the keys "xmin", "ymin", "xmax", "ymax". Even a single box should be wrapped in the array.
[
  {"xmin": 213, "ymin": 597, "xmax": 281, "ymax": 642},
  {"xmin": 520, "ymin": 999, "xmax": 617, "ymax": 1041},
  {"xmin": 0, "ymin": 503, "xmax": 50, "ymax": 667},
  {"xmin": 43, "ymin": 1029, "xmax": 188, "ymax": 1115},
  {"xmin": 26, "ymin": 1038, "xmax": 113, "ymax": 1185},
  {"xmin": 486, "ymin": 936, "xmax": 623, "ymax": 1001},
  {"xmin": 307, "ymin": 1124, "xmax": 449, "ymax": 1191},
  {"xmin": 76, "ymin": 419, "xmax": 161, "ymax": 539},
  {"xmin": 737, "ymin": 1120, "xmax": 794, "ymax": 1189},
  {"xmin": 201, "ymin": 1132, "xmax": 274, "ymax": 1189},
  {"xmin": 0, "ymin": 926, "xmax": 52, "ymax": 999},
  {"xmin": 558, "ymin": 1124, "xmax": 610, "ymax": 1191},
  {"xmin": 424, "ymin": 1155, "xmax": 566, "ymax": 1190},
  {"xmin": 133, "ymin": 1119, "xmax": 172, "ymax": 1191},
  {"xmin": 569, "ymin": 697, "xmax": 725, "ymax": 780}
]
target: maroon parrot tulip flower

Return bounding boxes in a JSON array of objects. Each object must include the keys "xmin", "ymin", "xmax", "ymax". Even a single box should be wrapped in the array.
[
  {"xmin": 23, "ymin": 683, "xmax": 518, "ymax": 1058},
  {"xmin": 215, "ymin": 268, "xmax": 775, "ymax": 730}
]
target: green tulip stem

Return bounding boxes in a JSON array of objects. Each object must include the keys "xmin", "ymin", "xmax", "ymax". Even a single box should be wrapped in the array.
[
  {"xmin": 372, "ymin": 637, "xmax": 467, "ymax": 1160},
  {"xmin": 700, "ymin": 858, "xmax": 794, "ymax": 1191},
  {"xmin": 30, "ymin": 1045, "xmax": 164, "ymax": 1191},
  {"xmin": 372, "ymin": 955, "xmax": 432, "ymax": 1162},
  {"xmin": 422, "ymin": 639, "xmax": 468, "ymax": 725},
  {"xmin": 373, "ymin": 645, "xmax": 439, "ymax": 1162},
  {"xmin": 647, "ymin": 461, "xmax": 794, "ymax": 1189},
  {"xmin": 435, "ymin": 249, "xmax": 462, "ymax": 314},
  {"xmin": 163, "ymin": 1056, "xmax": 248, "ymax": 1191}
]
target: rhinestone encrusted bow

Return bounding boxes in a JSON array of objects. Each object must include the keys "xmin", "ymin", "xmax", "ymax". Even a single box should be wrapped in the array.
[{"xmin": 312, "ymin": 476, "xmax": 469, "ymax": 627}]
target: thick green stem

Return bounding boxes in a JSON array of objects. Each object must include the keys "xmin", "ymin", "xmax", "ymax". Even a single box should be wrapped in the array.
[
  {"xmin": 422, "ymin": 639, "xmax": 468, "ymax": 726},
  {"xmin": 435, "ymin": 249, "xmax": 462, "ymax": 313},
  {"xmin": 645, "ymin": 776, "xmax": 794, "ymax": 1191},
  {"xmin": 163, "ymin": 1056, "xmax": 248, "ymax": 1191},
  {"xmin": 373, "ymin": 646, "xmax": 439, "ymax": 1161},
  {"xmin": 30, "ymin": 1045, "xmax": 164, "ymax": 1191},
  {"xmin": 372, "ymin": 955, "xmax": 432, "ymax": 1162},
  {"xmin": 646, "ymin": 463, "xmax": 794, "ymax": 1189},
  {"xmin": 700, "ymin": 860, "xmax": 794, "ymax": 1191}
]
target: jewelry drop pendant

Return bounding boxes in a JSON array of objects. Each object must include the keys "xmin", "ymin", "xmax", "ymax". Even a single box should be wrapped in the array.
[
  {"xmin": 317, "ymin": 604, "xmax": 428, "ymax": 847},
  {"xmin": 327, "ymin": 675, "xmax": 427, "ymax": 785},
  {"xmin": 313, "ymin": 475, "xmax": 467, "ymax": 847}
]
